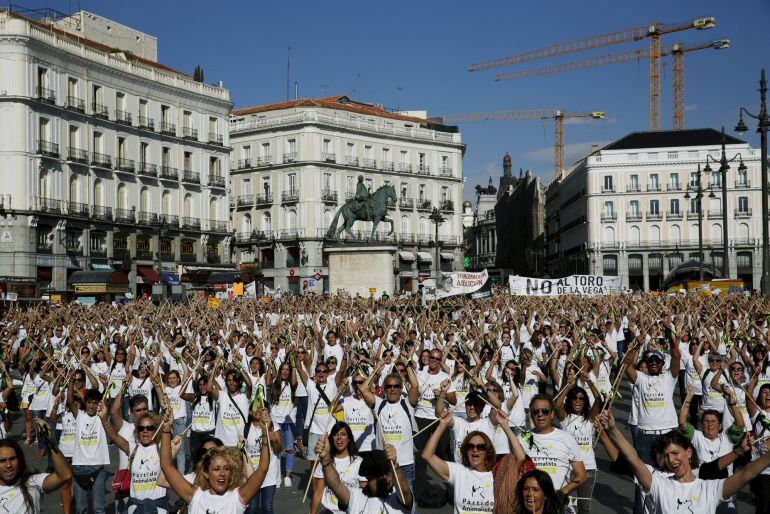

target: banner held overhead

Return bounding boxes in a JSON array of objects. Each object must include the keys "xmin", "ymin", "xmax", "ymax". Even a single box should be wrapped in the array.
[{"xmin": 509, "ymin": 274, "xmax": 622, "ymax": 296}]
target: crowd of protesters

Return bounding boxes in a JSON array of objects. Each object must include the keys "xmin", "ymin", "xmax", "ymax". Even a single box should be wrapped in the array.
[{"xmin": 0, "ymin": 289, "xmax": 769, "ymax": 513}]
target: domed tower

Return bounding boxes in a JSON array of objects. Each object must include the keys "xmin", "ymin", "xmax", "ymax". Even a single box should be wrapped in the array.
[{"xmin": 503, "ymin": 152, "xmax": 512, "ymax": 177}]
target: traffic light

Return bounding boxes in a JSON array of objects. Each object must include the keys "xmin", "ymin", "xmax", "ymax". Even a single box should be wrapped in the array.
[{"xmin": 463, "ymin": 257, "xmax": 470, "ymax": 269}]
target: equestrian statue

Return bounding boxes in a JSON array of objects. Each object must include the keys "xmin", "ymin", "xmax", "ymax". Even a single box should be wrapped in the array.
[{"xmin": 326, "ymin": 176, "xmax": 397, "ymax": 240}]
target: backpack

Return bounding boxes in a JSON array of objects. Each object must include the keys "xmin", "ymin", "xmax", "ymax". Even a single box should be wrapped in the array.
[{"xmin": 376, "ymin": 398, "xmax": 414, "ymax": 433}]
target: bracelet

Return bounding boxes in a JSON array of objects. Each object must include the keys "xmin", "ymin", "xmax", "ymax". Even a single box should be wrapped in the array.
[
  {"xmin": 102, "ymin": 422, "xmax": 111, "ymax": 428},
  {"xmin": 162, "ymin": 430, "xmax": 172, "ymax": 434}
]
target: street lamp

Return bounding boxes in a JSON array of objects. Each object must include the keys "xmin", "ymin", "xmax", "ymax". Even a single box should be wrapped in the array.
[
  {"xmin": 703, "ymin": 127, "xmax": 746, "ymax": 277},
  {"xmin": 684, "ymin": 164, "xmax": 717, "ymax": 281},
  {"xmin": 735, "ymin": 68, "xmax": 770, "ymax": 295},
  {"xmin": 429, "ymin": 207, "xmax": 445, "ymax": 288}
]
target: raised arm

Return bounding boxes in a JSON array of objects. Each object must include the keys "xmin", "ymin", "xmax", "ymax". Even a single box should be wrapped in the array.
[
  {"xmin": 236, "ymin": 408, "xmax": 271, "ymax": 504},
  {"xmin": 420, "ymin": 411, "xmax": 451, "ymax": 481},
  {"xmin": 159, "ymin": 410, "xmax": 196, "ymax": 503},
  {"xmin": 600, "ymin": 410, "xmax": 652, "ymax": 491},
  {"xmin": 316, "ymin": 433, "xmax": 351, "ymax": 509}
]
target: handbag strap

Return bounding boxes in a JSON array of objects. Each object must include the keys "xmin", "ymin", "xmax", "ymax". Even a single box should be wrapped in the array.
[{"xmin": 127, "ymin": 442, "xmax": 140, "ymax": 469}]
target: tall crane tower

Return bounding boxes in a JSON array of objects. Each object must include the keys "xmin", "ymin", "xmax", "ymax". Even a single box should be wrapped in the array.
[
  {"xmin": 468, "ymin": 17, "xmax": 716, "ymax": 130},
  {"xmin": 494, "ymin": 39, "xmax": 730, "ymax": 130},
  {"xmin": 442, "ymin": 110, "xmax": 605, "ymax": 176}
]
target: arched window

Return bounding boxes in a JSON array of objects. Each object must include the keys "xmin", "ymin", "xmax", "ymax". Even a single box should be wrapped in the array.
[
  {"xmin": 287, "ymin": 209, "xmax": 297, "ymax": 230},
  {"xmin": 117, "ymin": 183, "xmax": 127, "ymax": 210},
  {"xmin": 419, "ymin": 217, "xmax": 427, "ymax": 236},
  {"xmin": 603, "ymin": 226, "xmax": 615, "ymax": 244},
  {"xmin": 323, "ymin": 209, "xmax": 332, "ymax": 230},
  {"xmin": 400, "ymin": 216, "xmax": 409, "ymax": 235},
  {"xmin": 94, "ymin": 179, "xmax": 103, "ymax": 207},
  {"xmin": 162, "ymin": 191, "xmax": 171, "ymax": 215},
  {"xmin": 184, "ymin": 194, "xmax": 192, "ymax": 218},
  {"xmin": 629, "ymin": 225, "xmax": 640, "ymax": 245},
  {"xmin": 69, "ymin": 175, "xmax": 79, "ymax": 203},
  {"xmin": 649, "ymin": 225, "xmax": 660, "ymax": 244},
  {"xmin": 140, "ymin": 187, "xmax": 150, "ymax": 212},
  {"xmin": 689, "ymin": 224, "xmax": 699, "ymax": 243},
  {"xmin": 739, "ymin": 223, "xmax": 750, "ymax": 242},
  {"xmin": 39, "ymin": 170, "xmax": 49, "ymax": 197},
  {"xmin": 712, "ymin": 223, "xmax": 722, "ymax": 243},
  {"xmin": 210, "ymin": 197, "xmax": 218, "ymax": 221},
  {"xmin": 263, "ymin": 211, "xmax": 272, "ymax": 232},
  {"xmin": 671, "ymin": 224, "xmax": 681, "ymax": 243},
  {"xmin": 242, "ymin": 214, "xmax": 252, "ymax": 235}
]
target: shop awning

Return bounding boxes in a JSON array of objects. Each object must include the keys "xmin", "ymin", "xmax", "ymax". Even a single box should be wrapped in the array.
[
  {"xmin": 160, "ymin": 273, "xmax": 181, "ymax": 285},
  {"xmin": 68, "ymin": 270, "xmax": 129, "ymax": 294},
  {"xmin": 208, "ymin": 271, "xmax": 247, "ymax": 284},
  {"xmin": 440, "ymin": 252, "xmax": 454, "ymax": 261},
  {"xmin": 416, "ymin": 252, "xmax": 432, "ymax": 263},
  {"xmin": 137, "ymin": 266, "xmax": 160, "ymax": 284},
  {"xmin": 398, "ymin": 251, "xmax": 415, "ymax": 262}
]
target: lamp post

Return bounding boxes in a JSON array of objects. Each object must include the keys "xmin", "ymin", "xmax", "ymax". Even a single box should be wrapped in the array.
[
  {"xmin": 429, "ymin": 207, "xmax": 445, "ymax": 288},
  {"xmin": 703, "ymin": 127, "xmax": 746, "ymax": 277},
  {"xmin": 684, "ymin": 164, "xmax": 716, "ymax": 281},
  {"xmin": 735, "ymin": 68, "xmax": 770, "ymax": 295}
]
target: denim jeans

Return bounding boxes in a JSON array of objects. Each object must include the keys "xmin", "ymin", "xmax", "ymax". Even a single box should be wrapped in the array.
[
  {"xmin": 245, "ymin": 485, "xmax": 276, "ymax": 514},
  {"xmin": 172, "ymin": 417, "xmax": 187, "ymax": 472},
  {"xmin": 576, "ymin": 469, "xmax": 596, "ymax": 514},
  {"xmin": 72, "ymin": 464, "xmax": 108, "ymax": 514},
  {"xmin": 295, "ymin": 395, "xmax": 308, "ymax": 441},
  {"xmin": 278, "ymin": 422, "xmax": 295, "ymax": 474},
  {"xmin": 400, "ymin": 463, "xmax": 415, "ymax": 493}
]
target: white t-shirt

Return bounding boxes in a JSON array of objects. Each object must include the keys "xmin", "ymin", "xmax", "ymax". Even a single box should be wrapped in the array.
[
  {"xmin": 166, "ymin": 385, "xmax": 187, "ymax": 420},
  {"xmin": 191, "ymin": 397, "xmax": 217, "ymax": 433},
  {"xmin": 342, "ymin": 396, "xmax": 376, "ymax": 452},
  {"xmin": 118, "ymin": 421, "xmax": 136, "ymax": 469},
  {"xmin": 415, "ymin": 369, "xmax": 454, "ymax": 420},
  {"xmin": 634, "ymin": 372, "xmax": 678, "ymax": 431},
  {"xmin": 72, "ymin": 411, "xmax": 110, "ymax": 466},
  {"xmin": 29, "ymin": 374, "xmax": 52, "ymax": 411},
  {"xmin": 188, "ymin": 488, "xmax": 246, "ymax": 514},
  {"xmin": 129, "ymin": 443, "xmax": 166, "ymax": 504},
  {"xmin": 215, "ymin": 392, "xmax": 249, "ymax": 446},
  {"xmin": 446, "ymin": 461, "xmax": 494, "ymax": 514},
  {"xmin": 306, "ymin": 380, "xmax": 338, "ymax": 435},
  {"xmin": 648, "ymin": 474, "xmax": 725, "ymax": 514},
  {"xmin": 130, "ymin": 377, "xmax": 154, "ymax": 411},
  {"xmin": 691, "ymin": 430, "xmax": 734, "ymax": 474},
  {"xmin": 0, "ymin": 473, "xmax": 47, "ymax": 514},
  {"xmin": 313, "ymin": 456, "xmax": 364, "ymax": 514},
  {"xmin": 374, "ymin": 397, "xmax": 415, "ymax": 466},
  {"xmin": 343, "ymin": 487, "xmax": 410, "ymax": 514},
  {"xmin": 519, "ymin": 428, "xmax": 582, "ymax": 490},
  {"xmin": 245, "ymin": 424, "xmax": 281, "ymax": 488},
  {"xmin": 700, "ymin": 370, "xmax": 725, "ymax": 413},
  {"xmin": 452, "ymin": 417, "xmax": 496, "ymax": 464},
  {"xmin": 269, "ymin": 381, "xmax": 296, "ymax": 425},
  {"xmin": 59, "ymin": 410, "xmax": 77, "ymax": 458},
  {"xmin": 108, "ymin": 364, "xmax": 128, "ymax": 398},
  {"xmin": 560, "ymin": 414, "xmax": 596, "ymax": 471}
]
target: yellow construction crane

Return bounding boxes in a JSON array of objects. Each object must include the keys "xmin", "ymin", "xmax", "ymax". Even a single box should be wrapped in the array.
[
  {"xmin": 468, "ymin": 17, "xmax": 716, "ymax": 130},
  {"xmin": 442, "ymin": 110, "xmax": 605, "ymax": 176},
  {"xmin": 494, "ymin": 39, "xmax": 730, "ymax": 130}
]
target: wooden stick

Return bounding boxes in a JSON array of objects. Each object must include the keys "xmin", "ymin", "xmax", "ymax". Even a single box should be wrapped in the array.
[
  {"xmin": 375, "ymin": 416, "xmax": 405, "ymax": 503},
  {"xmin": 302, "ymin": 420, "xmax": 334, "ymax": 503},
  {"xmin": 399, "ymin": 402, "xmax": 463, "ymax": 446}
]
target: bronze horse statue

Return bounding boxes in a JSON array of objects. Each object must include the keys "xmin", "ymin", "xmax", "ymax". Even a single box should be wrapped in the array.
[{"xmin": 326, "ymin": 184, "xmax": 397, "ymax": 240}]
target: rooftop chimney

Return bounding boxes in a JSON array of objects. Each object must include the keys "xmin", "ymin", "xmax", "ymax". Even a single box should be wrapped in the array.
[{"xmin": 590, "ymin": 144, "xmax": 599, "ymax": 154}]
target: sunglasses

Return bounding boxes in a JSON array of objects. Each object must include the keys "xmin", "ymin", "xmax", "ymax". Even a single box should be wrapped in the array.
[
  {"xmin": 572, "ymin": 396, "xmax": 587, "ymax": 401},
  {"xmin": 315, "ymin": 369, "xmax": 328, "ymax": 374},
  {"xmin": 531, "ymin": 408, "xmax": 552, "ymax": 416},
  {"xmin": 384, "ymin": 384, "xmax": 402, "ymax": 389},
  {"xmin": 647, "ymin": 357, "xmax": 663, "ymax": 363},
  {"xmin": 429, "ymin": 356, "xmax": 441, "ymax": 361},
  {"xmin": 137, "ymin": 425, "xmax": 156, "ymax": 432},
  {"xmin": 730, "ymin": 367, "xmax": 744, "ymax": 372},
  {"xmin": 466, "ymin": 443, "xmax": 488, "ymax": 452},
  {"xmin": 353, "ymin": 381, "xmax": 365, "ymax": 385}
]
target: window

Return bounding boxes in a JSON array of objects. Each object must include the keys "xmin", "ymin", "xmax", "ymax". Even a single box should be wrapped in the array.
[
  {"xmin": 628, "ymin": 153, "xmax": 639, "ymax": 161},
  {"xmin": 603, "ymin": 201, "xmax": 614, "ymax": 216},
  {"xmin": 288, "ymin": 139, "xmax": 296, "ymax": 154},
  {"xmin": 603, "ymin": 175, "xmax": 613, "ymax": 191},
  {"xmin": 209, "ymin": 117, "xmax": 217, "ymax": 135},
  {"xmin": 711, "ymin": 172, "xmax": 721, "ymax": 187},
  {"xmin": 117, "ymin": 137, "xmax": 126, "ymax": 159},
  {"xmin": 689, "ymin": 172, "xmax": 698, "ymax": 187},
  {"xmin": 262, "ymin": 212, "xmax": 272, "ymax": 232},
  {"xmin": 649, "ymin": 173, "xmax": 659, "ymax": 190},
  {"xmin": 400, "ymin": 150, "xmax": 408, "ymax": 164},
  {"xmin": 323, "ymin": 173, "xmax": 331, "ymax": 191},
  {"xmin": 690, "ymin": 198, "xmax": 700, "ymax": 214},
  {"xmin": 116, "ymin": 92, "xmax": 125, "ymax": 111},
  {"xmin": 603, "ymin": 255, "xmax": 618, "ymax": 275},
  {"xmin": 38, "ymin": 118, "xmax": 49, "ymax": 140},
  {"xmin": 365, "ymin": 178, "xmax": 373, "ymax": 192},
  {"xmin": 323, "ymin": 139, "xmax": 332, "ymax": 153},
  {"xmin": 347, "ymin": 176, "xmax": 354, "ymax": 196},
  {"xmin": 441, "ymin": 187, "xmax": 449, "ymax": 203},
  {"xmin": 161, "ymin": 105, "xmax": 171, "ymax": 124},
  {"xmin": 629, "ymin": 175, "xmax": 639, "ymax": 190},
  {"xmin": 92, "ymin": 85, "xmax": 102, "ymax": 104},
  {"xmin": 67, "ymin": 77, "xmax": 78, "ymax": 98},
  {"xmin": 401, "ymin": 184, "xmax": 409, "ymax": 198},
  {"xmin": 418, "ymin": 153, "xmax": 426, "ymax": 170},
  {"xmin": 346, "ymin": 143, "xmax": 355, "ymax": 157},
  {"xmin": 738, "ymin": 196, "xmax": 749, "ymax": 213},
  {"xmin": 262, "ymin": 178, "xmax": 270, "ymax": 196},
  {"xmin": 364, "ymin": 145, "xmax": 373, "ymax": 159},
  {"xmin": 242, "ymin": 179, "xmax": 252, "ymax": 195},
  {"xmin": 419, "ymin": 185, "xmax": 426, "ymax": 202},
  {"xmin": 140, "ymin": 142, "xmax": 149, "ymax": 164},
  {"xmin": 184, "ymin": 152, "xmax": 193, "ymax": 171},
  {"xmin": 69, "ymin": 176, "xmax": 79, "ymax": 203},
  {"xmin": 69, "ymin": 125, "xmax": 79, "ymax": 148},
  {"xmin": 162, "ymin": 147, "xmax": 171, "ymax": 167},
  {"xmin": 242, "ymin": 145, "xmax": 252, "ymax": 161},
  {"xmin": 667, "ymin": 152, "xmax": 678, "ymax": 160},
  {"xmin": 36, "ymin": 67, "xmax": 49, "ymax": 91},
  {"xmin": 670, "ymin": 198, "xmax": 680, "ymax": 214},
  {"xmin": 648, "ymin": 152, "xmax": 658, "ymax": 161},
  {"xmin": 288, "ymin": 173, "xmax": 297, "ymax": 192},
  {"xmin": 183, "ymin": 110, "xmax": 192, "ymax": 128},
  {"xmin": 139, "ymin": 99, "xmax": 148, "ymax": 118},
  {"xmin": 93, "ymin": 132, "xmax": 103, "ymax": 153},
  {"xmin": 383, "ymin": 148, "xmax": 391, "ymax": 163},
  {"xmin": 738, "ymin": 168, "xmax": 748, "ymax": 186},
  {"xmin": 261, "ymin": 143, "xmax": 270, "ymax": 159},
  {"xmin": 629, "ymin": 200, "xmax": 640, "ymax": 215},
  {"xmin": 670, "ymin": 172, "xmax": 679, "ymax": 187},
  {"xmin": 93, "ymin": 179, "xmax": 103, "ymax": 206},
  {"xmin": 649, "ymin": 199, "xmax": 660, "ymax": 215},
  {"xmin": 209, "ymin": 156, "xmax": 221, "ymax": 176}
]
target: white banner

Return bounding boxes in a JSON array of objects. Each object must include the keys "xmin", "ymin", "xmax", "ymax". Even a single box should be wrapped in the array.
[
  {"xmin": 431, "ymin": 270, "xmax": 490, "ymax": 300},
  {"xmin": 245, "ymin": 281, "xmax": 257, "ymax": 297},
  {"xmin": 509, "ymin": 274, "xmax": 622, "ymax": 296}
]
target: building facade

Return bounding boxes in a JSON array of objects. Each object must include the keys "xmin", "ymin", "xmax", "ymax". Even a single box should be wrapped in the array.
[
  {"xmin": 229, "ymin": 96, "xmax": 465, "ymax": 294},
  {"xmin": 0, "ymin": 9, "xmax": 232, "ymax": 299},
  {"xmin": 545, "ymin": 129, "xmax": 763, "ymax": 290}
]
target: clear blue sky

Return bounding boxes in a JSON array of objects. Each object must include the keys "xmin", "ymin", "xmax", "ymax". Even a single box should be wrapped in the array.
[{"xmin": 24, "ymin": 0, "xmax": 770, "ymax": 199}]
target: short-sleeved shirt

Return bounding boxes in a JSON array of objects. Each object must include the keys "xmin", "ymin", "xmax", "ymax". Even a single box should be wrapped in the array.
[
  {"xmin": 73, "ymin": 411, "xmax": 110, "ymax": 466},
  {"xmin": 373, "ymin": 397, "xmax": 415, "ymax": 466},
  {"xmin": 415, "ymin": 369, "xmax": 454, "ymax": 420},
  {"xmin": 648, "ymin": 474, "xmax": 725, "ymax": 513},
  {"xmin": 188, "ymin": 488, "xmax": 246, "ymax": 514},
  {"xmin": 0, "ymin": 473, "xmax": 47, "ymax": 514},
  {"xmin": 634, "ymin": 371, "xmax": 677, "ymax": 431},
  {"xmin": 313, "ymin": 456, "xmax": 363, "ymax": 514},
  {"xmin": 519, "ymin": 428, "xmax": 582, "ymax": 490},
  {"xmin": 343, "ymin": 487, "xmax": 410, "ymax": 514},
  {"xmin": 446, "ymin": 461, "xmax": 494, "ymax": 514}
]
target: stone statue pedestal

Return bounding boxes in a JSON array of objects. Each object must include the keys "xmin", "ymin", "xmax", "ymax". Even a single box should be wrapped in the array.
[{"xmin": 327, "ymin": 245, "xmax": 397, "ymax": 296}]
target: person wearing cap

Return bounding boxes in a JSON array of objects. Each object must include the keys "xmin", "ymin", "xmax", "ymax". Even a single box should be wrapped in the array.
[{"xmin": 316, "ymin": 438, "xmax": 413, "ymax": 514}]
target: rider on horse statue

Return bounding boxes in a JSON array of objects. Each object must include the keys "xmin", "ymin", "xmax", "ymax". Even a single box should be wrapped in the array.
[{"xmin": 352, "ymin": 175, "xmax": 374, "ymax": 220}]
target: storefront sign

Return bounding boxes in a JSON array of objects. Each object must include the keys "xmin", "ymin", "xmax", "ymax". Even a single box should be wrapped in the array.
[
  {"xmin": 90, "ymin": 263, "xmax": 113, "ymax": 270},
  {"xmin": 509, "ymin": 274, "xmax": 622, "ymax": 296},
  {"xmin": 74, "ymin": 284, "xmax": 107, "ymax": 293},
  {"xmin": 233, "ymin": 282, "xmax": 244, "ymax": 296}
]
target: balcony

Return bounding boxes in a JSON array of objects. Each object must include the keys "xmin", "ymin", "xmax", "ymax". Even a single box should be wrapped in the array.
[
  {"xmin": 625, "ymin": 212, "xmax": 642, "ymax": 222},
  {"xmin": 236, "ymin": 195, "xmax": 254, "ymax": 208},
  {"xmin": 209, "ymin": 174, "xmax": 226, "ymax": 188},
  {"xmin": 92, "ymin": 103, "xmax": 109, "ymax": 119},
  {"xmin": 257, "ymin": 156, "xmax": 271, "ymax": 167},
  {"xmin": 440, "ymin": 200, "xmax": 454, "ymax": 212},
  {"xmin": 90, "ymin": 247, "xmax": 107, "ymax": 258},
  {"xmin": 346, "ymin": 156, "xmax": 359, "ymax": 167},
  {"xmin": 209, "ymin": 220, "xmax": 228, "ymax": 233},
  {"xmin": 416, "ymin": 200, "xmax": 432, "ymax": 211},
  {"xmin": 236, "ymin": 158, "xmax": 252, "ymax": 170},
  {"xmin": 207, "ymin": 253, "xmax": 221, "ymax": 264},
  {"xmin": 181, "ymin": 217, "xmax": 201, "ymax": 230},
  {"xmin": 115, "ymin": 110, "xmax": 132, "ymax": 126},
  {"xmin": 209, "ymin": 133, "xmax": 224, "ymax": 145},
  {"xmin": 115, "ymin": 208, "xmax": 135, "ymax": 223},
  {"xmin": 707, "ymin": 209, "xmax": 723, "ymax": 219},
  {"xmin": 92, "ymin": 152, "xmax": 112, "ymax": 169},
  {"xmin": 735, "ymin": 208, "xmax": 752, "ymax": 218},
  {"xmin": 138, "ymin": 211, "xmax": 159, "ymax": 225},
  {"xmin": 116, "ymin": 157, "xmax": 135, "ymax": 172},
  {"xmin": 160, "ymin": 122, "xmax": 176, "ymax": 136},
  {"xmin": 399, "ymin": 197, "xmax": 414, "ymax": 209},
  {"xmin": 282, "ymin": 152, "xmax": 297, "ymax": 163},
  {"xmin": 160, "ymin": 166, "xmax": 178, "ymax": 180},
  {"xmin": 160, "ymin": 214, "xmax": 179, "ymax": 227},
  {"xmin": 600, "ymin": 212, "xmax": 617, "ymax": 222},
  {"xmin": 687, "ymin": 210, "xmax": 701, "ymax": 220},
  {"xmin": 418, "ymin": 165, "xmax": 430, "ymax": 175},
  {"xmin": 255, "ymin": 193, "xmax": 272, "ymax": 206},
  {"xmin": 666, "ymin": 211, "xmax": 683, "ymax": 220},
  {"xmin": 440, "ymin": 166, "xmax": 453, "ymax": 177},
  {"xmin": 647, "ymin": 184, "xmax": 661, "ymax": 192},
  {"xmin": 182, "ymin": 170, "xmax": 200, "ymax": 184},
  {"xmin": 37, "ymin": 140, "xmax": 59, "ymax": 158},
  {"xmin": 321, "ymin": 152, "xmax": 335, "ymax": 163},
  {"xmin": 667, "ymin": 183, "xmax": 682, "ymax": 191},
  {"xmin": 282, "ymin": 190, "xmax": 300, "ymax": 204},
  {"xmin": 735, "ymin": 180, "xmax": 750, "ymax": 188},
  {"xmin": 601, "ymin": 186, "xmax": 615, "ymax": 193},
  {"xmin": 92, "ymin": 205, "xmax": 112, "ymax": 221},
  {"xmin": 36, "ymin": 197, "xmax": 61, "ymax": 214},
  {"xmin": 37, "ymin": 240, "xmax": 53, "ymax": 254},
  {"xmin": 321, "ymin": 190, "xmax": 338, "ymax": 204},
  {"xmin": 626, "ymin": 184, "xmax": 641, "ymax": 192},
  {"xmin": 68, "ymin": 202, "xmax": 89, "ymax": 217},
  {"xmin": 646, "ymin": 212, "xmax": 663, "ymax": 221},
  {"xmin": 138, "ymin": 162, "xmax": 158, "ymax": 177},
  {"xmin": 138, "ymin": 116, "xmax": 155, "ymax": 131},
  {"xmin": 399, "ymin": 163, "xmax": 412, "ymax": 173},
  {"xmin": 363, "ymin": 158, "xmax": 377, "ymax": 169},
  {"xmin": 37, "ymin": 86, "xmax": 56, "ymax": 104},
  {"xmin": 182, "ymin": 127, "xmax": 198, "ymax": 140},
  {"xmin": 381, "ymin": 160, "xmax": 394, "ymax": 171},
  {"xmin": 67, "ymin": 147, "xmax": 89, "ymax": 164},
  {"xmin": 67, "ymin": 96, "xmax": 85, "ymax": 113}
]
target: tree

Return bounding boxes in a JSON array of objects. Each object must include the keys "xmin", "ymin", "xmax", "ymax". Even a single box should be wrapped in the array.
[{"xmin": 193, "ymin": 65, "xmax": 205, "ymax": 83}]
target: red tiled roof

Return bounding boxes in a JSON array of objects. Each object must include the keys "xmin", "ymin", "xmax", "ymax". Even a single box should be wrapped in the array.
[
  {"xmin": 5, "ymin": 10, "xmax": 191, "ymax": 78},
  {"xmin": 232, "ymin": 95, "xmax": 434, "ymax": 126}
]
